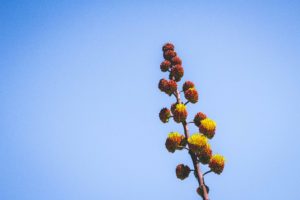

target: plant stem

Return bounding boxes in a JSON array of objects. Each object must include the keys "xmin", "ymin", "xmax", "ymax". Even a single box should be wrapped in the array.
[
  {"xmin": 174, "ymin": 88, "xmax": 209, "ymax": 200},
  {"xmin": 203, "ymin": 170, "xmax": 212, "ymax": 176},
  {"xmin": 182, "ymin": 122, "xmax": 209, "ymax": 200}
]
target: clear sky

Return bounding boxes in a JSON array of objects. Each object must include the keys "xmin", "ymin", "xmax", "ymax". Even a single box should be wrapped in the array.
[{"xmin": 1, "ymin": 1, "xmax": 300, "ymax": 199}]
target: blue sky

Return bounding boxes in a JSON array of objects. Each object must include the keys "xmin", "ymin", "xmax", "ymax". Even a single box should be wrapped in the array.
[{"xmin": 1, "ymin": 1, "xmax": 300, "ymax": 199}]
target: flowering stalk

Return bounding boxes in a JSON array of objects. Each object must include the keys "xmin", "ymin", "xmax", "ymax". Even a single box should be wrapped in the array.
[
  {"xmin": 158, "ymin": 43, "xmax": 226, "ymax": 199},
  {"xmin": 177, "ymin": 97, "xmax": 209, "ymax": 200}
]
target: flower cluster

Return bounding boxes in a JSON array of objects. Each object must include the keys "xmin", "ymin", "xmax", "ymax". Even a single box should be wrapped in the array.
[
  {"xmin": 199, "ymin": 118, "xmax": 216, "ymax": 139},
  {"xmin": 193, "ymin": 112, "xmax": 216, "ymax": 139},
  {"xmin": 165, "ymin": 132, "xmax": 186, "ymax": 153},
  {"xmin": 173, "ymin": 103, "xmax": 187, "ymax": 123},
  {"xmin": 164, "ymin": 50, "xmax": 177, "ymax": 60},
  {"xmin": 158, "ymin": 78, "xmax": 177, "ymax": 96},
  {"xmin": 160, "ymin": 60, "xmax": 171, "ymax": 72},
  {"xmin": 183, "ymin": 81, "xmax": 195, "ymax": 92},
  {"xmin": 188, "ymin": 133, "xmax": 208, "ymax": 154},
  {"xmin": 182, "ymin": 81, "xmax": 198, "ymax": 103},
  {"xmin": 162, "ymin": 43, "xmax": 174, "ymax": 52},
  {"xmin": 171, "ymin": 56, "xmax": 182, "ymax": 65},
  {"xmin": 158, "ymin": 43, "xmax": 226, "ymax": 198},
  {"xmin": 170, "ymin": 65, "xmax": 184, "ymax": 82},
  {"xmin": 159, "ymin": 43, "xmax": 184, "ymax": 83},
  {"xmin": 176, "ymin": 164, "xmax": 190, "ymax": 180},
  {"xmin": 184, "ymin": 87, "xmax": 198, "ymax": 103},
  {"xmin": 196, "ymin": 144, "xmax": 212, "ymax": 164},
  {"xmin": 159, "ymin": 108, "xmax": 171, "ymax": 123},
  {"xmin": 193, "ymin": 112, "xmax": 207, "ymax": 127},
  {"xmin": 209, "ymin": 154, "xmax": 225, "ymax": 174}
]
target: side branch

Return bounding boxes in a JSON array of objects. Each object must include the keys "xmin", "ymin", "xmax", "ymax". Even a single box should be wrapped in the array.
[{"xmin": 203, "ymin": 170, "xmax": 212, "ymax": 176}]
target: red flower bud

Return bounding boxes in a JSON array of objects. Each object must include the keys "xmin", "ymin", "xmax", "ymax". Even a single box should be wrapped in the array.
[
  {"xmin": 158, "ymin": 78, "xmax": 168, "ymax": 92},
  {"xmin": 163, "ymin": 50, "xmax": 177, "ymax": 60},
  {"xmin": 193, "ymin": 112, "xmax": 207, "ymax": 127},
  {"xmin": 197, "ymin": 185, "xmax": 209, "ymax": 197},
  {"xmin": 162, "ymin": 43, "xmax": 175, "ymax": 52},
  {"xmin": 165, "ymin": 80, "xmax": 177, "ymax": 95},
  {"xmin": 158, "ymin": 79, "xmax": 177, "ymax": 96},
  {"xmin": 170, "ymin": 65, "xmax": 184, "ymax": 82},
  {"xmin": 184, "ymin": 88, "xmax": 198, "ymax": 103},
  {"xmin": 170, "ymin": 103, "xmax": 177, "ymax": 115},
  {"xmin": 183, "ymin": 81, "xmax": 195, "ymax": 92},
  {"xmin": 160, "ymin": 60, "xmax": 172, "ymax": 72},
  {"xmin": 159, "ymin": 108, "xmax": 171, "ymax": 123},
  {"xmin": 176, "ymin": 164, "xmax": 190, "ymax": 180},
  {"xmin": 171, "ymin": 56, "xmax": 182, "ymax": 65}
]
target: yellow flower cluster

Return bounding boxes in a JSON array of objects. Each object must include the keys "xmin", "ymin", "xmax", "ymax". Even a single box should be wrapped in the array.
[
  {"xmin": 165, "ymin": 132, "xmax": 185, "ymax": 153},
  {"xmin": 209, "ymin": 154, "xmax": 225, "ymax": 174},
  {"xmin": 201, "ymin": 118, "xmax": 216, "ymax": 131},
  {"xmin": 173, "ymin": 103, "xmax": 188, "ymax": 123},
  {"xmin": 168, "ymin": 132, "xmax": 181, "ymax": 139},
  {"xmin": 188, "ymin": 133, "xmax": 208, "ymax": 153},
  {"xmin": 200, "ymin": 118, "xmax": 216, "ymax": 139},
  {"xmin": 175, "ymin": 103, "xmax": 186, "ymax": 112}
]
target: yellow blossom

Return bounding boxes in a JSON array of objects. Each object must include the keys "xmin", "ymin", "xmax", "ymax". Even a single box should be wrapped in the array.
[
  {"xmin": 209, "ymin": 154, "xmax": 225, "ymax": 174},
  {"xmin": 188, "ymin": 133, "xmax": 208, "ymax": 153},
  {"xmin": 165, "ymin": 132, "xmax": 185, "ymax": 153},
  {"xmin": 175, "ymin": 103, "xmax": 186, "ymax": 112},
  {"xmin": 201, "ymin": 118, "xmax": 216, "ymax": 131}
]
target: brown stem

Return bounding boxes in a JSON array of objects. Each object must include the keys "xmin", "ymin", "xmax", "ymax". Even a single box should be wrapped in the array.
[
  {"xmin": 182, "ymin": 122, "xmax": 209, "ymax": 200},
  {"xmin": 174, "ymin": 87, "xmax": 209, "ymax": 200}
]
